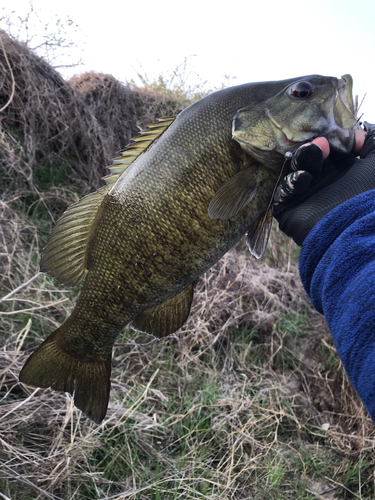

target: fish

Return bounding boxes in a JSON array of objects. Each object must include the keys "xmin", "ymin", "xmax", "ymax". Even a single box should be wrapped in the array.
[{"xmin": 19, "ymin": 74, "xmax": 357, "ymax": 423}]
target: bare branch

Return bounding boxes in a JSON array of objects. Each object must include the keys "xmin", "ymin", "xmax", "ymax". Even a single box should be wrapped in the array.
[{"xmin": 0, "ymin": 1, "xmax": 85, "ymax": 69}]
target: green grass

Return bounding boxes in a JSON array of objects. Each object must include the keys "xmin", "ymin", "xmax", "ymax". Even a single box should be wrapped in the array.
[{"xmin": 34, "ymin": 163, "xmax": 69, "ymax": 190}]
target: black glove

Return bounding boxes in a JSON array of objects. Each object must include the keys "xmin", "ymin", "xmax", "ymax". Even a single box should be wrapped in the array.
[{"xmin": 274, "ymin": 126, "xmax": 375, "ymax": 246}]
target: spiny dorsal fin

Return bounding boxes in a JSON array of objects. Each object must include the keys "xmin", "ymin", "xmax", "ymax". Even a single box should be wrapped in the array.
[
  {"xmin": 131, "ymin": 283, "xmax": 195, "ymax": 338},
  {"xmin": 40, "ymin": 186, "xmax": 110, "ymax": 287},
  {"xmin": 41, "ymin": 116, "xmax": 176, "ymax": 287},
  {"xmin": 104, "ymin": 115, "xmax": 176, "ymax": 187}
]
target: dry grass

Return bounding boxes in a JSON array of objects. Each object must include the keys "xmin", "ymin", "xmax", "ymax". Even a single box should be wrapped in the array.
[
  {"xmin": 1, "ymin": 201, "xmax": 375, "ymax": 499},
  {"xmin": 0, "ymin": 30, "xmax": 186, "ymax": 195},
  {"xmin": 1, "ymin": 30, "xmax": 375, "ymax": 500}
]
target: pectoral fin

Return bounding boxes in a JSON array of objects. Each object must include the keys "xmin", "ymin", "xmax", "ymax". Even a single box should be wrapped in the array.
[
  {"xmin": 246, "ymin": 207, "xmax": 273, "ymax": 259},
  {"xmin": 208, "ymin": 169, "xmax": 259, "ymax": 220},
  {"xmin": 131, "ymin": 283, "xmax": 195, "ymax": 338}
]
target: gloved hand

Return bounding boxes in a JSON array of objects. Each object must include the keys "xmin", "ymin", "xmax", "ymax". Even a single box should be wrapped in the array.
[{"xmin": 274, "ymin": 125, "xmax": 375, "ymax": 246}]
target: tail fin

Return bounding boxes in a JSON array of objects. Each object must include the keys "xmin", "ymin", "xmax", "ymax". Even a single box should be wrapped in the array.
[{"xmin": 19, "ymin": 330, "xmax": 111, "ymax": 424}]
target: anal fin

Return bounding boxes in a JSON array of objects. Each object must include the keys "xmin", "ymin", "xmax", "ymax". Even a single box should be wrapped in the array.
[{"xmin": 131, "ymin": 283, "xmax": 195, "ymax": 338}]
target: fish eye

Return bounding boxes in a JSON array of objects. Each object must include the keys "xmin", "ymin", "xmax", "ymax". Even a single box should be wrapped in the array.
[{"xmin": 289, "ymin": 81, "xmax": 314, "ymax": 98}]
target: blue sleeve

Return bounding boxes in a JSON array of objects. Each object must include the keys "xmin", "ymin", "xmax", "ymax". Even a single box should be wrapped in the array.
[{"xmin": 299, "ymin": 189, "xmax": 375, "ymax": 422}]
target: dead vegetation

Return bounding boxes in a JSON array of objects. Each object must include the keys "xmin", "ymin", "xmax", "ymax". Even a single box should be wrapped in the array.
[
  {"xmin": 0, "ymin": 30, "xmax": 186, "ymax": 195},
  {"xmin": 1, "ymin": 30, "xmax": 375, "ymax": 499}
]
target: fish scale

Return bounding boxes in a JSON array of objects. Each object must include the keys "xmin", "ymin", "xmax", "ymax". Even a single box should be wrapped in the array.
[{"xmin": 19, "ymin": 75, "xmax": 357, "ymax": 422}]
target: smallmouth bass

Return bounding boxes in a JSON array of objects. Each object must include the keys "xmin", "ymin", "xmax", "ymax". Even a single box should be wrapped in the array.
[{"xmin": 20, "ymin": 75, "xmax": 357, "ymax": 423}]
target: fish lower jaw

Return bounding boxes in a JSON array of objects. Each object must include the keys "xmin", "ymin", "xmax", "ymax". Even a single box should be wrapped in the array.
[{"xmin": 325, "ymin": 128, "xmax": 356, "ymax": 155}]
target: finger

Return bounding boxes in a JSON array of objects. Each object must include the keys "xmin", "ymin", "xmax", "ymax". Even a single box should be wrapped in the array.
[
  {"xmin": 360, "ymin": 128, "xmax": 375, "ymax": 159},
  {"xmin": 355, "ymin": 129, "xmax": 366, "ymax": 154},
  {"xmin": 363, "ymin": 122, "xmax": 375, "ymax": 133},
  {"xmin": 274, "ymin": 170, "xmax": 313, "ymax": 208},
  {"xmin": 291, "ymin": 142, "xmax": 324, "ymax": 176},
  {"xmin": 311, "ymin": 137, "xmax": 330, "ymax": 159}
]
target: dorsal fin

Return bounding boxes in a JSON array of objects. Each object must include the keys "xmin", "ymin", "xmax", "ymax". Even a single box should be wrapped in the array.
[
  {"xmin": 104, "ymin": 115, "xmax": 176, "ymax": 187},
  {"xmin": 40, "ymin": 186, "xmax": 110, "ymax": 286},
  {"xmin": 41, "ymin": 116, "xmax": 176, "ymax": 287}
]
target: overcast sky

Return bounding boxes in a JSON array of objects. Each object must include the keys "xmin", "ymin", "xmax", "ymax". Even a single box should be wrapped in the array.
[{"xmin": 2, "ymin": 0, "xmax": 375, "ymax": 118}]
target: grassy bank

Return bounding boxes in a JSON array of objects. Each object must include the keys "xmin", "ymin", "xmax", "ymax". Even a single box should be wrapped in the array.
[
  {"xmin": 0, "ymin": 30, "xmax": 375, "ymax": 499},
  {"xmin": 2, "ymin": 197, "xmax": 374, "ymax": 498}
]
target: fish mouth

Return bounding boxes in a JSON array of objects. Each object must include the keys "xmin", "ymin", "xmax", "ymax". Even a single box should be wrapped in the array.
[
  {"xmin": 323, "ymin": 74, "xmax": 357, "ymax": 155},
  {"xmin": 337, "ymin": 74, "xmax": 356, "ymax": 116}
]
